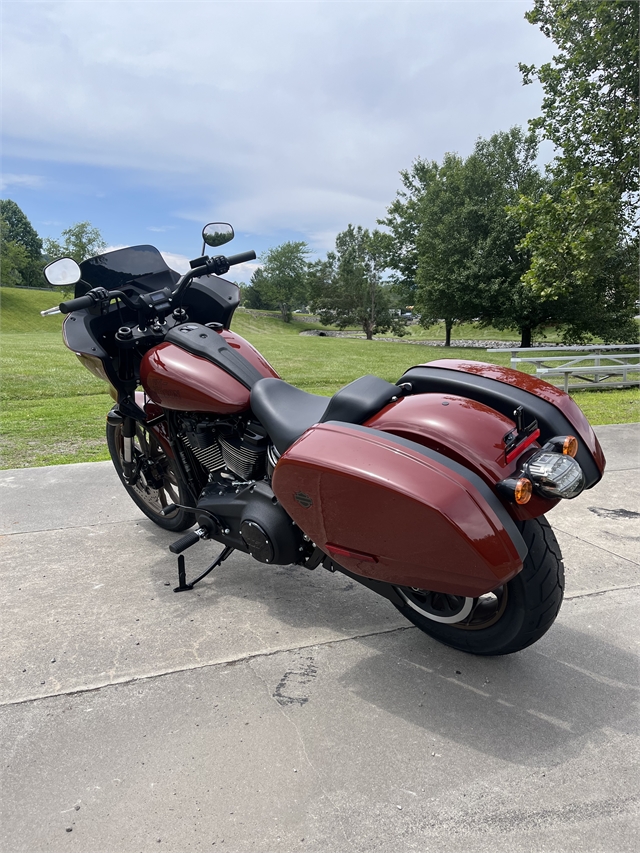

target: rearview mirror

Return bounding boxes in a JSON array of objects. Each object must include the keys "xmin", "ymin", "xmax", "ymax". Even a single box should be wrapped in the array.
[
  {"xmin": 43, "ymin": 257, "xmax": 82, "ymax": 287},
  {"xmin": 202, "ymin": 222, "xmax": 234, "ymax": 248}
]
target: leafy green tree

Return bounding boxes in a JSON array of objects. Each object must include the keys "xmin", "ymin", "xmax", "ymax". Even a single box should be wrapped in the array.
[
  {"xmin": 257, "ymin": 241, "xmax": 310, "ymax": 322},
  {"xmin": 0, "ymin": 200, "xmax": 44, "ymax": 287},
  {"xmin": 0, "ymin": 219, "xmax": 32, "ymax": 287},
  {"xmin": 310, "ymin": 225, "xmax": 405, "ymax": 340},
  {"xmin": 516, "ymin": 0, "xmax": 639, "ymax": 341},
  {"xmin": 381, "ymin": 130, "xmax": 555, "ymax": 346},
  {"xmin": 413, "ymin": 153, "xmax": 481, "ymax": 346},
  {"xmin": 516, "ymin": 177, "xmax": 637, "ymax": 343},
  {"xmin": 378, "ymin": 159, "xmax": 439, "ymax": 306},
  {"xmin": 242, "ymin": 267, "xmax": 276, "ymax": 310},
  {"xmin": 0, "ymin": 200, "xmax": 43, "ymax": 258},
  {"xmin": 464, "ymin": 128, "xmax": 558, "ymax": 347},
  {"xmin": 43, "ymin": 221, "xmax": 106, "ymax": 263},
  {"xmin": 520, "ymin": 0, "xmax": 638, "ymax": 206}
]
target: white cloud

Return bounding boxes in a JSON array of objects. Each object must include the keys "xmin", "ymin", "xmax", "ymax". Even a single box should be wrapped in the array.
[
  {"xmin": 2, "ymin": 1, "xmax": 555, "ymax": 241},
  {"xmin": 0, "ymin": 173, "xmax": 45, "ymax": 191},
  {"xmin": 159, "ymin": 250, "xmax": 190, "ymax": 274}
]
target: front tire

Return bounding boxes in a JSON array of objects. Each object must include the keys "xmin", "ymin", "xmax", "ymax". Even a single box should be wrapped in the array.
[
  {"xmin": 107, "ymin": 420, "xmax": 195, "ymax": 532},
  {"xmin": 393, "ymin": 518, "xmax": 564, "ymax": 655}
]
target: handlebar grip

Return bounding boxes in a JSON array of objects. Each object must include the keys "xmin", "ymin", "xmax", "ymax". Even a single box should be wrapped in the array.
[
  {"xmin": 226, "ymin": 250, "xmax": 257, "ymax": 267},
  {"xmin": 59, "ymin": 293, "xmax": 95, "ymax": 314}
]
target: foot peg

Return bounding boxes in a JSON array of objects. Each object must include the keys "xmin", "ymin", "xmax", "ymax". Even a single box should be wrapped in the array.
[{"xmin": 169, "ymin": 529, "xmax": 204, "ymax": 554}]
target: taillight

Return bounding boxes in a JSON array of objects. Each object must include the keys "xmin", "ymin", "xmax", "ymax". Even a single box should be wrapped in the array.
[
  {"xmin": 525, "ymin": 451, "xmax": 585, "ymax": 500},
  {"xmin": 497, "ymin": 434, "xmax": 585, "ymax": 502}
]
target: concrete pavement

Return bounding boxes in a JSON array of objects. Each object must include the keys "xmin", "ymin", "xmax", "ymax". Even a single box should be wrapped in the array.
[{"xmin": 1, "ymin": 423, "xmax": 638, "ymax": 852}]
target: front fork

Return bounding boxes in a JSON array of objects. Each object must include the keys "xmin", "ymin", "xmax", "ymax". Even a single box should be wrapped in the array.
[{"xmin": 121, "ymin": 416, "xmax": 137, "ymax": 481}]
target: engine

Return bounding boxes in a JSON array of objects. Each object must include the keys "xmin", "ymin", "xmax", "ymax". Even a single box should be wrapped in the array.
[
  {"xmin": 180, "ymin": 416, "xmax": 268, "ymax": 482},
  {"xmin": 177, "ymin": 414, "xmax": 302, "ymax": 565}
]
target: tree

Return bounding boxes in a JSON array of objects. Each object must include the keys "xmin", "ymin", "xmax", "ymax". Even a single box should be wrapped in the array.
[
  {"xmin": 256, "ymin": 241, "xmax": 310, "ymax": 322},
  {"xmin": 310, "ymin": 225, "xmax": 405, "ymax": 340},
  {"xmin": 0, "ymin": 200, "xmax": 43, "ymax": 287},
  {"xmin": 0, "ymin": 200, "xmax": 42, "ymax": 258},
  {"xmin": 43, "ymin": 221, "xmax": 106, "ymax": 263},
  {"xmin": 516, "ymin": 1, "xmax": 639, "ymax": 341},
  {"xmin": 520, "ymin": 0, "xmax": 639, "ymax": 207},
  {"xmin": 243, "ymin": 267, "xmax": 275, "ymax": 310},
  {"xmin": 412, "ymin": 134, "xmax": 553, "ymax": 348},
  {"xmin": 381, "ymin": 131, "xmax": 555, "ymax": 347},
  {"xmin": 378, "ymin": 159, "xmax": 439, "ymax": 306},
  {"xmin": 516, "ymin": 177, "xmax": 637, "ymax": 343},
  {"xmin": 464, "ymin": 128, "xmax": 558, "ymax": 347},
  {"xmin": 0, "ymin": 219, "xmax": 31, "ymax": 287}
]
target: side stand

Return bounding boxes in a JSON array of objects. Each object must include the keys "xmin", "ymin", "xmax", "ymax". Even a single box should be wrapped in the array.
[{"xmin": 174, "ymin": 546, "xmax": 235, "ymax": 593}]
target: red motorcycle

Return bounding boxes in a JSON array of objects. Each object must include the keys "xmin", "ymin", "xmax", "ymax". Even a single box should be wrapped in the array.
[{"xmin": 42, "ymin": 223, "xmax": 605, "ymax": 656}]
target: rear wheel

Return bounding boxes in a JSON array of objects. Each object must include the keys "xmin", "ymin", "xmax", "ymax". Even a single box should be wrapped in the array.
[
  {"xmin": 393, "ymin": 518, "xmax": 564, "ymax": 655},
  {"xmin": 107, "ymin": 420, "xmax": 195, "ymax": 532}
]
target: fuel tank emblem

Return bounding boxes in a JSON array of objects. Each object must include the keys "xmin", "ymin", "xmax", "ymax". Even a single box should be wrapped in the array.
[{"xmin": 294, "ymin": 491, "xmax": 313, "ymax": 508}]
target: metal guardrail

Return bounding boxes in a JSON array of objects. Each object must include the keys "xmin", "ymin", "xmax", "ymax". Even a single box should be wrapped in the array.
[{"xmin": 486, "ymin": 344, "xmax": 640, "ymax": 392}]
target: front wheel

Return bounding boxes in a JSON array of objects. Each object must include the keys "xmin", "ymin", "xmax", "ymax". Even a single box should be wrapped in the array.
[
  {"xmin": 107, "ymin": 420, "xmax": 195, "ymax": 532},
  {"xmin": 393, "ymin": 518, "xmax": 564, "ymax": 655}
]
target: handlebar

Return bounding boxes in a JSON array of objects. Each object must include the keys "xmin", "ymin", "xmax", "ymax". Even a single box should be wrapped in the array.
[
  {"xmin": 59, "ymin": 293, "xmax": 98, "ymax": 314},
  {"xmin": 227, "ymin": 250, "xmax": 257, "ymax": 266},
  {"xmin": 47, "ymin": 249, "xmax": 257, "ymax": 318},
  {"xmin": 174, "ymin": 249, "xmax": 257, "ymax": 301}
]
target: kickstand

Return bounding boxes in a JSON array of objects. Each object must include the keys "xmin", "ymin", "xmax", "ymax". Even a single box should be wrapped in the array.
[{"xmin": 174, "ymin": 546, "xmax": 235, "ymax": 593}]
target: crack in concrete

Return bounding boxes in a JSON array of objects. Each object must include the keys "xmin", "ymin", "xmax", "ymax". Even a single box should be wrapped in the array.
[
  {"xmin": 3, "ymin": 586, "xmax": 638, "ymax": 710},
  {"xmin": 246, "ymin": 656, "xmax": 355, "ymax": 849},
  {"xmin": 553, "ymin": 526, "xmax": 640, "ymax": 567},
  {"xmin": 0, "ymin": 518, "xmax": 148, "ymax": 537},
  {"xmin": 0, "ymin": 623, "xmax": 412, "ymax": 708},
  {"xmin": 565, "ymin": 583, "xmax": 640, "ymax": 600}
]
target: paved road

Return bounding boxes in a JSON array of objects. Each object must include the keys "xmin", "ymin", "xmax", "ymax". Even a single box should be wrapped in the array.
[{"xmin": 1, "ymin": 424, "xmax": 638, "ymax": 852}]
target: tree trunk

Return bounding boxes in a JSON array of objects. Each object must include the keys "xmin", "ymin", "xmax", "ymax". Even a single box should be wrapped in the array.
[
  {"xmin": 444, "ymin": 319, "xmax": 452, "ymax": 347},
  {"xmin": 364, "ymin": 321, "xmax": 374, "ymax": 340},
  {"xmin": 520, "ymin": 324, "xmax": 532, "ymax": 348},
  {"xmin": 280, "ymin": 302, "xmax": 290, "ymax": 323}
]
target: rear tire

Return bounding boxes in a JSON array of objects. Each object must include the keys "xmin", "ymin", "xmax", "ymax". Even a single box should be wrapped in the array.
[
  {"xmin": 107, "ymin": 420, "xmax": 195, "ymax": 532},
  {"xmin": 393, "ymin": 518, "xmax": 564, "ymax": 655}
]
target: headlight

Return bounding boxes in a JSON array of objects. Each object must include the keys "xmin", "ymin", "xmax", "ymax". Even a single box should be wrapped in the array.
[{"xmin": 525, "ymin": 451, "xmax": 585, "ymax": 500}]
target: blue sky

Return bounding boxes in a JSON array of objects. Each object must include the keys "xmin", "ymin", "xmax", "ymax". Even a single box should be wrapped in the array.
[{"xmin": 2, "ymin": 0, "xmax": 555, "ymax": 282}]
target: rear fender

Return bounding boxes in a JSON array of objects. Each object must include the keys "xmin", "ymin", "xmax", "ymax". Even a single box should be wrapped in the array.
[
  {"xmin": 365, "ymin": 393, "xmax": 557, "ymax": 521},
  {"xmin": 272, "ymin": 422, "xmax": 528, "ymax": 597},
  {"xmin": 400, "ymin": 360, "xmax": 605, "ymax": 488}
]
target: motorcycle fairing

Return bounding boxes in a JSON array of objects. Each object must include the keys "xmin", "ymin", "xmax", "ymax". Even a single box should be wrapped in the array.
[
  {"xmin": 272, "ymin": 421, "xmax": 527, "ymax": 597},
  {"xmin": 400, "ymin": 360, "xmax": 605, "ymax": 488}
]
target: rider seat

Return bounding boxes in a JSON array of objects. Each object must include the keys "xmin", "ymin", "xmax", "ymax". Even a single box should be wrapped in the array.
[{"xmin": 251, "ymin": 374, "xmax": 400, "ymax": 455}]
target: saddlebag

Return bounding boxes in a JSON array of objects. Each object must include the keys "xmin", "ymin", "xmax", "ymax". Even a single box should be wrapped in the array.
[{"xmin": 272, "ymin": 422, "xmax": 528, "ymax": 597}]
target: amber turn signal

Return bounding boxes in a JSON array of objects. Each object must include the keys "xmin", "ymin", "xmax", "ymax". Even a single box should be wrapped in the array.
[
  {"xmin": 563, "ymin": 435, "xmax": 578, "ymax": 457},
  {"xmin": 514, "ymin": 478, "xmax": 533, "ymax": 504}
]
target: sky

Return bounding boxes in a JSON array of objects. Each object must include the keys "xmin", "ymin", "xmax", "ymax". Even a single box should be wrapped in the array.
[{"xmin": 1, "ymin": 0, "xmax": 556, "ymax": 282}]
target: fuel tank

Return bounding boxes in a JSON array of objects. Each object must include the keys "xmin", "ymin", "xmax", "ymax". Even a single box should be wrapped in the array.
[
  {"xmin": 140, "ymin": 331, "xmax": 279, "ymax": 414},
  {"xmin": 272, "ymin": 421, "xmax": 527, "ymax": 597}
]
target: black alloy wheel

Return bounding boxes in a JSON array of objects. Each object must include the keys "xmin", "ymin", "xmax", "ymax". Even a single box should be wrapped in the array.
[{"xmin": 107, "ymin": 420, "xmax": 195, "ymax": 532}]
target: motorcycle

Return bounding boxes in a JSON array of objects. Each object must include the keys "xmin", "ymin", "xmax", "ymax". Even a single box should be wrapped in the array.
[{"xmin": 41, "ymin": 222, "xmax": 606, "ymax": 656}]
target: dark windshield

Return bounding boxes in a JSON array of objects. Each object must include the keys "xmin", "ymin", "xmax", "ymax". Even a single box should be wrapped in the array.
[{"xmin": 79, "ymin": 245, "xmax": 178, "ymax": 293}]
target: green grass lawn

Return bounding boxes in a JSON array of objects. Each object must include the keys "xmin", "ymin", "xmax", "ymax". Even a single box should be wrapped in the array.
[{"xmin": 1, "ymin": 288, "xmax": 638, "ymax": 469}]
